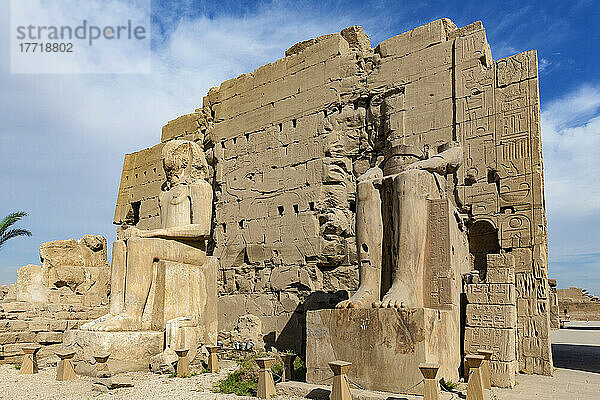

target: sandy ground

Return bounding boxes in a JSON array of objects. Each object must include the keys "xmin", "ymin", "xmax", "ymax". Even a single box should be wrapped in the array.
[
  {"xmin": 0, "ymin": 360, "xmax": 301, "ymax": 400},
  {"xmin": 2, "ymin": 321, "xmax": 599, "ymax": 399},
  {"xmin": 493, "ymin": 321, "xmax": 600, "ymax": 400}
]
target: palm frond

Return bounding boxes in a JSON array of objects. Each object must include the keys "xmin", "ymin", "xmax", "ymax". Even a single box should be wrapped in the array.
[
  {"xmin": 0, "ymin": 211, "xmax": 28, "ymax": 235},
  {"xmin": 0, "ymin": 228, "xmax": 32, "ymax": 249}
]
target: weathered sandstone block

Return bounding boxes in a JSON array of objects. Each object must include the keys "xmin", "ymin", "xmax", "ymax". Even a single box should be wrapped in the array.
[{"xmin": 306, "ymin": 308, "xmax": 460, "ymax": 395}]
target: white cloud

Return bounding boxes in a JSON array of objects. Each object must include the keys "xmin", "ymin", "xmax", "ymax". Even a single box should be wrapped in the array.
[
  {"xmin": 542, "ymin": 85, "xmax": 600, "ymax": 294},
  {"xmin": 538, "ymin": 58, "xmax": 551, "ymax": 74},
  {"xmin": 542, "ymin": 85, "xmax": 600, "ymax": 217}
]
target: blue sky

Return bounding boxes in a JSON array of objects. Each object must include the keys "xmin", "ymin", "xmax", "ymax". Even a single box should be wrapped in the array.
[{"xmin": 1, "ymin": 0, "xmax": 599, "ymax": 294}]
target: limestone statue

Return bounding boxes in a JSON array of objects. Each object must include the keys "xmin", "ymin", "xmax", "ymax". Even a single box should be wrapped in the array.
[
  {"xmin": 82, "ymin": 140, "xmax": 213, "ymax": 331},
  {"xmin": 336, "ymin": 142, "xmax": 463, "ymax": 309}
]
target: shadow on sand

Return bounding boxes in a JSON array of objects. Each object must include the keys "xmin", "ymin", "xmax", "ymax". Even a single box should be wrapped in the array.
[{"xmin": 552, "ymin": 343, "xmax": 600, "ymax": 373}]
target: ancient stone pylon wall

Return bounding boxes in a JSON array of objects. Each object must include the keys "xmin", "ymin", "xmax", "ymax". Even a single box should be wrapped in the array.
[
  {"xmin": 112, "ymin": 19, "xmax": 551, "ymax": 370},
  {"xmin": 465, "ymin": 253, "xmax": 518, "ymax": 387}
]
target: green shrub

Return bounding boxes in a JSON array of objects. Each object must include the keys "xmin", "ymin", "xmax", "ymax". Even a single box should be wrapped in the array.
[
  {"xmin": 271, "ymin": 361, "xmax": 284, "ymax": 378},
  {"xmin": 440, "ymin": 378, "xmax": 458, "ymax": 390},
  {"xmin": 214, "ymin": 370, "xmax": 258, "ymax": 396},
  {"xmin": 213, "ymin": 354, "xmax": 262, "ymax": 396},
  {"xmin": 293, "ymin": 357, "xmax": 307, "ymax": 381}
]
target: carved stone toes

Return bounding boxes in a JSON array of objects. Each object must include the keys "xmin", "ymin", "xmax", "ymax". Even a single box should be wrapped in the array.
[{"xmin": 336, "ymin": 301, "xmax": 350, "ymax": 309}]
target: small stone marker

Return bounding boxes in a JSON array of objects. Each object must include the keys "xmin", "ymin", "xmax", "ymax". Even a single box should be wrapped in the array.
[
  {"xmin": 20, "ymin": 346, "xmax": 41, "ymax": 374},
  {"xmin": 280, "ymin": 353, "xmax": 296, "ymax": 382},
  {"xmin": 465, "ymin": 355, "xmax": 486, "ymax": 400},
  {"xmin": 56, "ymin": 350, "xmax": 77, "ymax": 381},
  {"xmin": 477, "ymin": 349, "xmax": 493, "ymax": 390},
  {"xmin": 255, "ymin": 357, "xmax": 277, "ymax": 399},
  {"xmin": 329, "ymin": 360, "xmax": 352, "ymax": 400},
  {"xmin": 175, "ymin": 348, "xmax": 190, "ymax": 377},
  {"xmin": 206, "ymin": 345, "xmax": 219, "ymax": 373},
  {"xmin": 418, "ymin": 363, "xmax": 440, "ymax": 400},
  {"xmin": 93, "ymin": 353, "xmax": 110, "ymax": 376}
]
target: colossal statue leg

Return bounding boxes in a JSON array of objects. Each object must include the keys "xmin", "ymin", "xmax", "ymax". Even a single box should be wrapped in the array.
[
  {"xmin": 83, "ymin": 237, "xmax": 207, "ymax": 331},
  {"xmin": 377, "ymin": 169, "xmax": 439, "ymax": 308},
  {"xmin": 82, "ymin": 241, "xmax": 127, "ymax": 329},
  {"xmin": 109, "ymin": 240, "xmax": 126, "ymax": 316},
  {"xmin": 337, "ymin": 167, "xmax": 383, "ymax": 309}
]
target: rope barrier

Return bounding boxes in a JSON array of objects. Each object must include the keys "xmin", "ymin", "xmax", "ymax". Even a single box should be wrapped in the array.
[
  {"xmin": 345, "ymin": 376, "xmax": 367, "ymax": 390},
  {"xmin": 440, "ymin": 383, "xmax": 459, "ymax": 399},
  {"xmin": 272, "ymin": 371, "xmax": 283, "ymax": 383},
  {"xmin": 345, "ymin": 376, "xmax": 424, "ymax": 396}
]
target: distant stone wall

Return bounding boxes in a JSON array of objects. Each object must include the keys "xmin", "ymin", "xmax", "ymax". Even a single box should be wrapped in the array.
[
  {"xmin": 16, "ymin": 235, "xmax": 110, "ymax": 307},
  {"xmin": 112, "ymin": 18, "xmax": 551, "ymax": 370},
  {"xmin": 558, "ymin": 287, "xmax": 600, "ymax": 321},
  {"xmin": 0, "ymin": 300, "xmax": 107, "ymax": 364},
  {"xmin": 0, "ymin": 235, "xmax": 110, "ymax": 364}
]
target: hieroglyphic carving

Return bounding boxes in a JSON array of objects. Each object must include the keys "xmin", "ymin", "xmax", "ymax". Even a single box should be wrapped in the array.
[
  {"xmin": 466, "ymin": 283, "xmax": 516, "ymax": 305},
  {"xmin": 465, "ymin": 253, "xmax": 517, "ymax": 387},
  {"xmin": 500, "ymin": 210, "xmax": 532, "ymax": 248},
  {"xmin": 466, "ymin": 304, "xmax": 517, "ymax": 328},
  {"xmin": 464, "ymin": 327, "xmax": 516, "ymax": 361},
  {"xmin": 426, "ymin": 199, "xmax": 452, "ymax": 308}
]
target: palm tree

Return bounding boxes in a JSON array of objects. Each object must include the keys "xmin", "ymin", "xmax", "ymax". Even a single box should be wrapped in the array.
[{"xmin": 0, "ymin": 211, "xmax": 32, "ymax": 250}]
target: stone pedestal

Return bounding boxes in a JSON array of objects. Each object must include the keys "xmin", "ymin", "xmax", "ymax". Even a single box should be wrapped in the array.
[
  {"xmin": 306, "ymin": 308, "xmax": 460, "ymax": 395},
  {"xmin": 256, "ymin": 357, "xmax": 277, "ymax": 399},
  {"xmin": 465, "ymin": 355, "xmax": 486, "ymax": 400},
  {"xmin": 20, "ymin": 346, "xmax": 41, "ymax": 374},
  {"xmin": 63, "ymin": 330, "xmax": 164, "ymax": 371},
  {"xmin": 281, "ymin": 353, "xmax": 296, "ymax": 382},
  {"xmin": 175, "ymin": 349, "xmax": 190, "ymax": 377},
  {"xmin": 93, "ymin": 353, "xmax": 111, "ymax": 376},
  {"xmin": 206, "ymin": 345, "xmax": 219, "ymax": 373},
  {"xmin": 329, "ymin": 361, "xmax": 352, "ymax": 400},
  {"xmin": 56, "ymin": 350, "xmax": 77, "ymax": 381},
  {"xmin": 419, "ymin": 363, "xmax": 440, "ymax": 400}
]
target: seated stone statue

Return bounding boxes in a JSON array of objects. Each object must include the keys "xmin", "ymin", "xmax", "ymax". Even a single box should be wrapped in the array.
[
  {"xmin": 337, "ymin": 142, "xmax": 463, "ymax": 309},
  {"xmin": 82, "ymin": 140, "xmax": 213, "ymax": 331}
]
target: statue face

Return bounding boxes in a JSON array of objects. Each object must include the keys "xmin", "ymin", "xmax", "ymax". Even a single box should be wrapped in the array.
[
  {"xmin": 163, "ymin": 144, "xmax": 191, "ymax": 186},
  {"xmin": 161, "ymin": 139, "xmax": 209, "ymax": 188}
]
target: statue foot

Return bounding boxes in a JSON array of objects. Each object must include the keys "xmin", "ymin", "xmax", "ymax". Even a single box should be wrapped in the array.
[
  {"xmin": 80, "ymin": 314, "xmax": 110, "ymax": 331},
  {"xmin": 80, "ymin": 313, "xmax": 141, "ymax": 332},
  {"xmin": 374, "ymin": 286, "xmax": 408, "ymax": 308},
  {"xmin": 336, "ymin": 289, "xmax": 375, "ymax": 309}
]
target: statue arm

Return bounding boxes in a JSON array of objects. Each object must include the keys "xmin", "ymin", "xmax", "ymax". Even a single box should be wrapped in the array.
[
  {"xmin": 406, "ymin": 143, "xmax": 463, "ymax": 175},
  {"xmin": 139, "ymin": 224, "xmax": 209, "ymax": 239}
]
